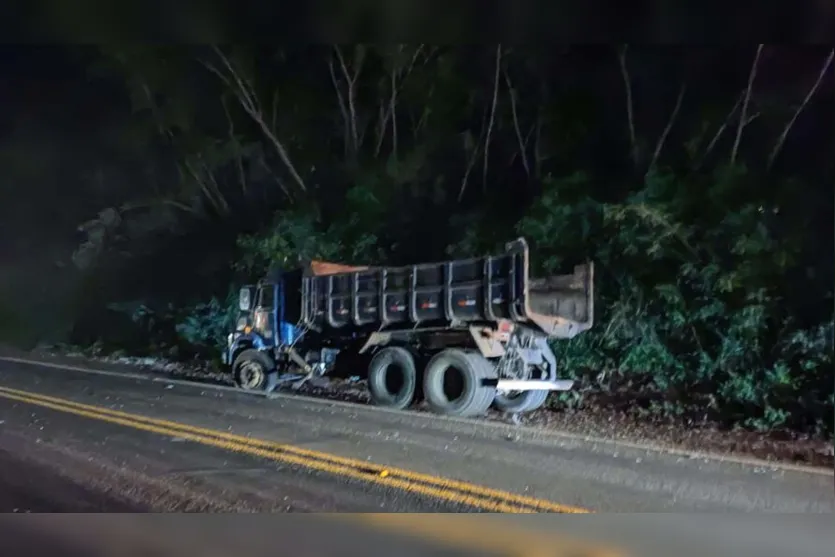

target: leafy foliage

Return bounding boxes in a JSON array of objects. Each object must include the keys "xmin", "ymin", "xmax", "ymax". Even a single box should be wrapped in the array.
[
  {"xmin": 522, "ymin": 168, "xmax": 833, "ymax": 435},
  {"xmin": 3, "ymin": 45, "xmax": 832, "ymax": 438},
  {"xmin": 174, "ymin": 290, "xmax": 240, "ymax": 356}
]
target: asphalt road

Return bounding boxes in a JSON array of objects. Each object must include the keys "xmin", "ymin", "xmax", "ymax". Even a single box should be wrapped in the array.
[{"xmin": 0, "ymin": 355, "xmax": 833, "ymax": 557}]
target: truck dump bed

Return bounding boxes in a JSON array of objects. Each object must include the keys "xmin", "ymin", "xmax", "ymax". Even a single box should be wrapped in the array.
[{"xmin": 298, "ymin": 238, "xmax": 593, "ymax": 339}]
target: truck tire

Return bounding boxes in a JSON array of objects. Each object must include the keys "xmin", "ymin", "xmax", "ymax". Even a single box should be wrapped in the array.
[
  {"xmin": 367, "ymin": 346, "xmax": 417, "ymax": 410},
  {"xmin": 422, "ymin": 349, "xmax": 497, "ymax": 417},
  {"xmin": 232, "ymin": 349, "xmax": 276, "ymax": 391},
  {"xmin": 492, "ymin": 389, "xmax": 549, "ymax": 414}
]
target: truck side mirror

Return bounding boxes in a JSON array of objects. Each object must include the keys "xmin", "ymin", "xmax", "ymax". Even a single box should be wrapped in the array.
[{"xmin": 239, "ymin": 287, "xmax": 252, "ymax": 312}]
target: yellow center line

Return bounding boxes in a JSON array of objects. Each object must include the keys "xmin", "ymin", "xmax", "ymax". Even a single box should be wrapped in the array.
[
  {"xmin": 0, "ymin": 389, "xmax": 533, "ymax": 513},
  {"xmin": 0, "ymin": 385, "xmax": 588, "ymax": 514},
  {"xmin": 0, "ymin": 388, "xmax": 626, "ymax": 557}
]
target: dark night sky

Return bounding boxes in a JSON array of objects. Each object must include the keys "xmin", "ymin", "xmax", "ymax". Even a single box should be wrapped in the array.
[{"xmin": 0, "ymin": 46, "xmax": 109, "ymax": 120}]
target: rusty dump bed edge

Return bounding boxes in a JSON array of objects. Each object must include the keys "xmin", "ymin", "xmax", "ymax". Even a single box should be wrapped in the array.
[
  {"xmin": 298, "ymin": 238, "xmax": 594, "ymax": 339},
  {"xmin": 306, "ymin": 260, "xmax": 369, "ymax": 276}
]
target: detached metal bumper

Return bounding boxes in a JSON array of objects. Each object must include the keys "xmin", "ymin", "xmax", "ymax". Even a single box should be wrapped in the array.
[{"xmin": 494, "ymin": 379, "xmax": 574, "ymax": 391}]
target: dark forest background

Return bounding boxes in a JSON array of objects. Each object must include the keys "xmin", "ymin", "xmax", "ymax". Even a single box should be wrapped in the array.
[{"xmin": 0, "ymin": 44, "xmax": 832, "ymax": 437}]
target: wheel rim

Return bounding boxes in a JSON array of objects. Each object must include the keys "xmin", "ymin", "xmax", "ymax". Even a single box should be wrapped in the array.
[{"xmin": 239, "ymin": 361, "xmax": 265, "ymax": 389}]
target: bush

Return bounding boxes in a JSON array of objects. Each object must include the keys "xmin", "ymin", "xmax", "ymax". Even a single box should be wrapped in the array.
[
  {"xmin": 235, "ymin": 193, "xmax": 385, "ymax": 279},
  {"xmin": 174, "ymin": 289, "xmax": 239, "ymax": 357},
  {"xmin": 514, "ymin": 168, "xmax": 833, "ymax": 436}
]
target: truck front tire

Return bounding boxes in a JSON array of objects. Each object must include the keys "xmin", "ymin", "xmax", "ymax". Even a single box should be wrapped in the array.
[
  {"xmin": 232, "ymin": 349, "xmax": 276, "ymax": 391},
  {"xmin": 367, "ymin": 346, "xmax": 417, "ymax": 410},
  {"xmin": 422, "ymin": 349, "xmax": 497, "ymax": 417}
]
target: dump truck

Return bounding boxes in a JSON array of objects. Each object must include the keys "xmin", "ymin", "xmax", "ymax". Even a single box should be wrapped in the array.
[{"xmin": 222, "ymin": 238, "xmax": 594, "ymax": 417}]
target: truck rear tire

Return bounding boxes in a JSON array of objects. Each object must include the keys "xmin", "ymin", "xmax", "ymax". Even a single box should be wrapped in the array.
[
  {"xmin": 367, "ymin": 346, "xmax": 417, "ymax": 410},
  {"xmin": 492, "ymin": 389, "xmax": 549, "ymax": 414},
  {"xmin": 232, "ymin": 349, "xmax": 276, "ymax": 391},
  {"xmin": 422, "ymin": 349, "xmax": 497, "ymax": 417}
]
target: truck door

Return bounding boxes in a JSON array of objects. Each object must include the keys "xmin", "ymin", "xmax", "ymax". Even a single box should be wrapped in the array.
[{"xmin": 253, "ymin": 284, "xmax": 276, "ymax": 342}]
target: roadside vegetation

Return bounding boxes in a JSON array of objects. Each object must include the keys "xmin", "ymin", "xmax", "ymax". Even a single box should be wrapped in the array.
[{"xmin": 2, "ymin": 45, "xmax": 832, "ymax": 444}]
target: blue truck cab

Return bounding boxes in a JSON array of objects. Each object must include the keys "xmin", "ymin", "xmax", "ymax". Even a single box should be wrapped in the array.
[
  {"xmin": 223, "ymin": 265, "xmax": 345, "ymax": 392},
  {"xmin": 223, "ymin": 274, "xmax": 303, "ymax": 388}
]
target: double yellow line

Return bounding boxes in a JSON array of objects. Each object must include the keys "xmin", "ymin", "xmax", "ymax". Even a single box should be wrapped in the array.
[
  {"xmin": 0, "ymin": 385, "xmax": 588, "ymax": 514},
  {"xmin": 0, "ymin": 385, "xmax": 626, "ymax": 556}
]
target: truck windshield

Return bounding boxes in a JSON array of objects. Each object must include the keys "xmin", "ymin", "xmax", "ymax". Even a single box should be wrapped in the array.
[{"xmin": 257, "ymin": 285, "xmax": 275, "ymax": 310}]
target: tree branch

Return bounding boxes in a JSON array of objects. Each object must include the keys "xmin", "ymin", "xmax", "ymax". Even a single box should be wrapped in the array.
[
  {"xmin": 482, "ymin": 44, "xmax": 502, "ymax": 190},
  {"xmin": 139, "ymin": 81, "xmax": 174, "ymax": 140},
  {"xmin": 730, "ymin": 44, "xmax": 764, "ymax": 164},
  {"xmin": 459, "ymin": 105, "xmax": 489, "ymax": 202},
  {"xmin": 647, "ymin": 83, "xmax": 687, "ymax": 176},
  {"xmin": 373, "ymin": 44, "xmax": 427, "ymax": 159},
  {"xmin": 767, "ymin": 48, "xmax": 834, "ymax": 171},
  {"xmin": 390, "ymin": 61, "xmax": 398, "ymax": 161},
  {"xmin": 328, "ymin": 53, "xmax": 351, "ymax": 158},
  {"xmin": 617, "ymin": 45, "xmax": 638, "ymax": 165},
  {"xmin": 503, "ymin": 67, "xmax": 530, "ymax": 179},
  {"xmin": 204, "ymin": 46, "xmax": 308, "ymax": 194},
  {"xmin": 533, "ymin": 108, "xmax": 543, "ymax": 179},
  {"xmin": 387, "ymin": 44, "xmax": 426, "ymax": 160},
  {"xmin": 221, "ymin": 94, "xmax": 247, "ymax": 194},
  {"xmin": 333, "ymin": 45, "xmax": 364, "ymax": 157},
  {"xmin": 198, "ymin": 156, "xmax": 228, "ymax": 213},
  {"xmin": 162, "ymin": 199, "xmax": 200, "ymax": 213},
  {"xmin": 374, "ymin": 100, "xmax": 390, "ymax": 158},
  {"xmin": 700, "ymin": 91, "xmax": 743, "ymax": 165},
  {"xmin": 258, "ymin": 156, "xmax": 292, "ymax": 202},
  {"xmin": 182, "ymin": 158, "xmax": 228, "ymax": 215},
  {"xmin": 270, "ymin": 88, "xmax": 279, "ymax": 137},
  {"xmin": 459, "ymin": 139, "xmax": 482, "ymax": 202}
]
